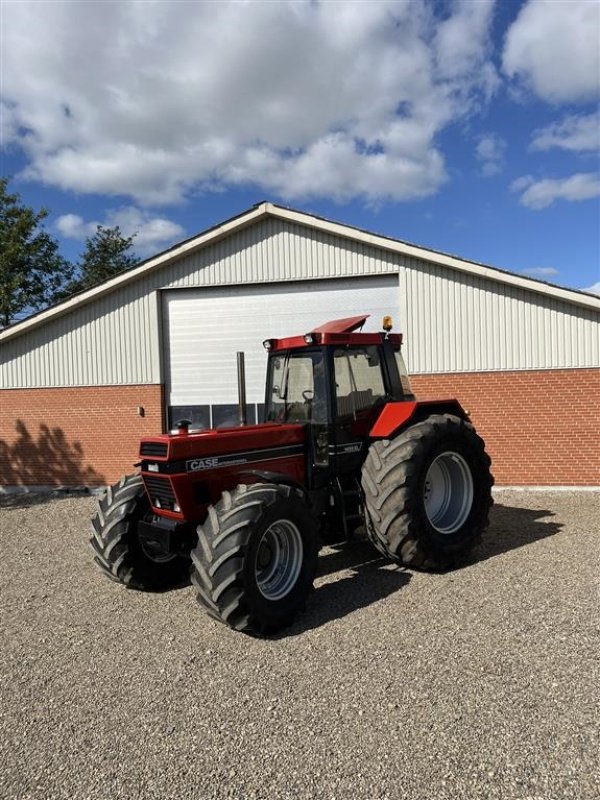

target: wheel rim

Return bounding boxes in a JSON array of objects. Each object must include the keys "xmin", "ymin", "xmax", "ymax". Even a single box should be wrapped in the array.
[
  {"xmin": 423, "ymin": 451, "xmax": 474, "ymax": 534},
  {"xmin": 255, "ymin": 519, "xmax": 303, "ymax": 601}
]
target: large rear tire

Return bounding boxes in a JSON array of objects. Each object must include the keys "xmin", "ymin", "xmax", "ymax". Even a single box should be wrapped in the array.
[
  {"xmin": 361, "ymin": 414, "xmax": 493, "ymax": 569},
  {"xmin": 190, "ymin": 483, "xmax": 318, "ymax": 635},
  {"xmin": 90, "ymin": 474, "xmax": 190, "ymax": 590}
]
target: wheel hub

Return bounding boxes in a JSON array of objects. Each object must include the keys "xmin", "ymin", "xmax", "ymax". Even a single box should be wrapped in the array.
[
  {"xmin": 257, "ymin": 542, "xmax": 273, "ymax": 570},
  {"xmin": 423, "ymin": 451, "xmax": 474, "ymax": 534},
  {"xmin": 255, "ymin": 520, "xmax": 303, "ymax": 601}
]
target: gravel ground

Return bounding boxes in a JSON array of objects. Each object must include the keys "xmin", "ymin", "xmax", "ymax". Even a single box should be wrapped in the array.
[{"xmin": 1, "ymin": 490, "xmax": 598, "ymax": 800}]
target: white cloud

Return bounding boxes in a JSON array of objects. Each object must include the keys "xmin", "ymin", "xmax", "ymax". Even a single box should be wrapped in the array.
[
  {"xmin": 530, "ymin": 113, "xmax": 600, "ymax": 153},
  {"xmin": 510, "ymin": 175, "xmax": 535, "ymax": 193},
  {"xmin": 503, "ymin": 0, "xmax": 600, "ymax": 103},
  {"xmin": 55, "ymin": 214, "xmax": 92, "ymax": 240},
  {"xmin": 434, "ymin": 0, "xmax": 497, "ymax": 87},
  {"xmin": 583, "ymin": 281, "xmax": 600, "ymax": 296},
  {"xmin": 522, "ymin": 267, "xmax": 559, "ymax": 277},
  {"xmin": 56, "ymin": 207, "xmax": 184, "ymax": 255},
  {"xmin": 2, "ymin": 0, "xmax": 497, "ymax": 205},
  {"xmin": 511, "ymin": 173, "xmax": 600, "ymax": 210},
  {"xmin": 476, "ymin": 133, "xmax": 506, "ymax": 176}
]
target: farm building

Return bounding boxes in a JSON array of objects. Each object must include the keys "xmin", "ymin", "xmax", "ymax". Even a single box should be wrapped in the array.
[{"xmin": 1, "ymin": 202, "xmax": 599, "ymax": 489}]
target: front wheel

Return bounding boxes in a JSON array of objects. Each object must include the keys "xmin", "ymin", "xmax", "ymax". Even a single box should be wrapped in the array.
[
  {"xmin": 361, "ymin": 414, "xmax": 493, "ymax": 569},
  {"xmin": 190, "ymin": 483, "xmax": 318, "ymax": 635},
  {"xmin": 90, "ymin": 474, "xmax": 190, "ymax": 590}
]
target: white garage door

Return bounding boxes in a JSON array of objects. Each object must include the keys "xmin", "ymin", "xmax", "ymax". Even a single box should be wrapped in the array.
[{"xmin": 163, "ymin": 276, "xmax": 398, "ymax": 429}]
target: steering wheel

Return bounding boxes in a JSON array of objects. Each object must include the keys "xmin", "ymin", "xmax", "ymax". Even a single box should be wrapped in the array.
[{"xmin": 302, "ymin": 389, "xmax": 314, "ymax": 402}]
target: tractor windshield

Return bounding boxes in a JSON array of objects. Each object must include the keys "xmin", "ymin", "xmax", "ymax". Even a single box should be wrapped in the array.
[{"xmin": 266, "ymin": 351, "xmax": 327, "ymax": 424}]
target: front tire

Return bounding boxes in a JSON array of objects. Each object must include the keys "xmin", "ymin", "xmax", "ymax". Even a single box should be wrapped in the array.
[
  {"xmin": 90, "ymin": 474, "xmax": 190, "ymax": 590},
  {"xmin": 190, "ymin": 483, "xmax": 318, "ymax": 635},
  {"xmin": 361, "ymin": 414, "xmax": 493, "ymax": 569}
]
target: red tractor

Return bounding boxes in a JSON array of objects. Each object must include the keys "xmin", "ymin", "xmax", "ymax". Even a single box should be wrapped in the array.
[{"xmin": 91, "ymin": 315, "xmax": 493, "ymax": 635}]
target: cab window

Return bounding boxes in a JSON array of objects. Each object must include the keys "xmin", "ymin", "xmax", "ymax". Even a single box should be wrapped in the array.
[{"xmin": 333, "ymin": 346, "xmax": 386, "ymax": 417}]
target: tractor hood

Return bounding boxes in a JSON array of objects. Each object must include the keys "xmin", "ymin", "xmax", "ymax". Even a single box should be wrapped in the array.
[
  {"xmin": 138, "ymin": 422, "xmax": 306, "ymax": 522},
  {"xmin": 139, "ymin": 422, "xmax": 304, "ymax": 461}
]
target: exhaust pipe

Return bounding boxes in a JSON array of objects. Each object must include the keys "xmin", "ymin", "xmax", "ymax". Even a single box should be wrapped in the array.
[{"xmin": 237, "ymin": 351, "xmax": 247, "ymax": 426}]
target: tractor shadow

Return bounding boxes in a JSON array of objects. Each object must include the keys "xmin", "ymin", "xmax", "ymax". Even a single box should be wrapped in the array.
[
  {"xmin": 285, "ymin": 502, "xmax": 563, "ymax": 635},
  {"xmin": 470, "ymin": 502, "xmax": 563, "ymax": 564},
  {"xmin": 285, "ymin": 537, "xmax": 411, "ymax": 636}
]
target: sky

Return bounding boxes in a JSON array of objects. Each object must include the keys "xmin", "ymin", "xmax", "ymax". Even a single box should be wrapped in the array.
[{"xmin": 1, "ymin": 0, "xmax": 599, "ymax": 294}]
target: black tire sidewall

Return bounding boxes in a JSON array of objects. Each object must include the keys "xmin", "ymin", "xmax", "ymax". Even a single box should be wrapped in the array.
[{"xmin": 242, "ymin": 495, "xmax": 318, "ymax": 629}]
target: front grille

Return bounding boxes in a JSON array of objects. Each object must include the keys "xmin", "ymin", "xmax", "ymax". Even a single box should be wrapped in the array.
[
  {"xmin": 140, "ymin": 441, "xmax": 168, "ymax": 457},
  {"xmin": 143, "ymin": 475, "xmax": 176, "ymax": 510}
]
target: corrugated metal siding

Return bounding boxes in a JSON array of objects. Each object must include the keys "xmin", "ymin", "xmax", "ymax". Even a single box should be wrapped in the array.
[
  {"xmin": 156, "ymin": 218, "xmax": 401, "ymax": 287},
  {"xmin": 1, "ymin": 217, "xmax": 598, "ymax": 388},
  {"xmin": 1, "ymin": 286, "xmax": 161, "ymax": 388},
  {"xmin": 400, "ymin": 262, "xmax": 599, "ymax": 373}
]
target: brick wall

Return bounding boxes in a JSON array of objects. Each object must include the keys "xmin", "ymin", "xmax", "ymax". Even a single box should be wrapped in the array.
[
  {"xmin": 411, "ymin": 368, "xmax": 599, "ymax": 486},
  {"xmin": 0, "ymin": 385, "xmax": 164, "ymax": 487},
  {"xmin": 1, "ymin": 370, "xmax": 598, "ymax": 487}
]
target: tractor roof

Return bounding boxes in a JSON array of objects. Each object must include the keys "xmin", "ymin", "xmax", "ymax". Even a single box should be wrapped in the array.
[
  {"xmin": 265, "ymin": 315, "xmax": 402, "ymax": 352},
  {"xmin": 312, "ymin": 315, "xmax": 369, "ymax": 333}
]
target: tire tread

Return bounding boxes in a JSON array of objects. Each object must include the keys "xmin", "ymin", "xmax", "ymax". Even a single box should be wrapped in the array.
[
  {"xmin": 89, "ymin": 473, "xmax": 189, "ymax": 590},
  {"xmin": 361, "ymin": 414, "xmax": 493, "ymax": 569},
  {"xmin": 190, "ymin": 483, "xmax": 317, "ymax": 635}
]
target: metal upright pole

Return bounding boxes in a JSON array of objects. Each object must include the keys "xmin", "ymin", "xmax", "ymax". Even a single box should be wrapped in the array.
[{"xmin": 237, "ymin": 352, "xmax": 247, "ymax": 426}]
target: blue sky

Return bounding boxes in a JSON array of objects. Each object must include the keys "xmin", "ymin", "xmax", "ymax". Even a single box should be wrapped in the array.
[{"xmin": 2, "ymin": 0, "xmax": 599, "ymax": 293}]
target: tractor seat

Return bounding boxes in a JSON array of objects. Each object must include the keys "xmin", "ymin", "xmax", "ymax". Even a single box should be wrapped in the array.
[{"xmin": 336, "ymin": 390, "xmax": 374, "ymax": 417}]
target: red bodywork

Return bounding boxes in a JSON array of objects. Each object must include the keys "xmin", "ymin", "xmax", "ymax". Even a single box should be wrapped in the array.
[
  {"xmin": 140, "ymin": 423, "xmax": 305, "ymax": 523},
  {"xmin": 370, "ymin": 399, "xmax": 467, "ymax": 439}
]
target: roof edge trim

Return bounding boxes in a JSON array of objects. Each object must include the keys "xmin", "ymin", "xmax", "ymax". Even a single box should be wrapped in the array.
[
  {"xmin": 264, "ymin": 203, "xmax": 600, "ymax": 312},
  {"xmin": 2, "ymin": 200, "xmax": 598, "ymax": 342},
  {"xmin": 0, "ymin": 203, "xmax": 270, "ymax": 342}
]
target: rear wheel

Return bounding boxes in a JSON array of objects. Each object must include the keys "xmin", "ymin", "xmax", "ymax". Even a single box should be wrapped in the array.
[
  {"xmin": 361, "ymin": 414, "xmax": 493, "ymax": 569},
  {"xmin": 90, "ymin": 474, "xmax": 190, "ymax": 590},
  {"xmin": 190, "ymin": 483, "xmax": 318, "ymax": 635}
]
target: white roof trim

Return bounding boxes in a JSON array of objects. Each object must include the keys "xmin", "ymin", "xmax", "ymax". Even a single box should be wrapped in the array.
[
  {"xmin": 0, "ymin": 204, "xmax": 268, "ymax": 342},
  {"xmin": 2, "ymin": 201, "xmax": 598, "ymax": 342},
  {"xmin": 265, "ymin": 203, "xmax": 600, "ymax": 312}
]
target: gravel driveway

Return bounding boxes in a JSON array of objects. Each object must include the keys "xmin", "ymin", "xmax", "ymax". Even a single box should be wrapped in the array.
[{"xmin": 1, "ymin": 490, "xmax": 598, "ymax": 800}]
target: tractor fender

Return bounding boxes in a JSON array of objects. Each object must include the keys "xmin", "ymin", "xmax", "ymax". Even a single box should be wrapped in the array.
[
  {"xmin": 369, "ymin": 399, "xmax": 468, "ymax": 439},
  {"xmin": 237, "ymin": 469, "xmax": 310, "ymax": 501}
]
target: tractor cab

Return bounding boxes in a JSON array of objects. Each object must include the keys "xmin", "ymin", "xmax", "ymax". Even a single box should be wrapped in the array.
[
  {"xmin": 262, "ymin": 315, "xmax": 416, "ymax": 534},
  {"xmin": 263, "ymin": 315, "xmax": 413, "ymax": 484}
]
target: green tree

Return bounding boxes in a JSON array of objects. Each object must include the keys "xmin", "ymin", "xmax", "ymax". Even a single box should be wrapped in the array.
[
  {"xmin": 0, "ymin": 177, "xmax": 72, "ymax": 327},
  {"xmin": 66, "ymin": 225, "xmax": 139, "ymax": 294}
]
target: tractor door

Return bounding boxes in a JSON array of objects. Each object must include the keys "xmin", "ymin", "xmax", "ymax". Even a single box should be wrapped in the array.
[
  {"xmin": 331, "ymin": 345, "xmax": 389, "ymax": 475},
  {"xmin": 265, "ymin": 349, "xmax": 332, "ymax": 489}
]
